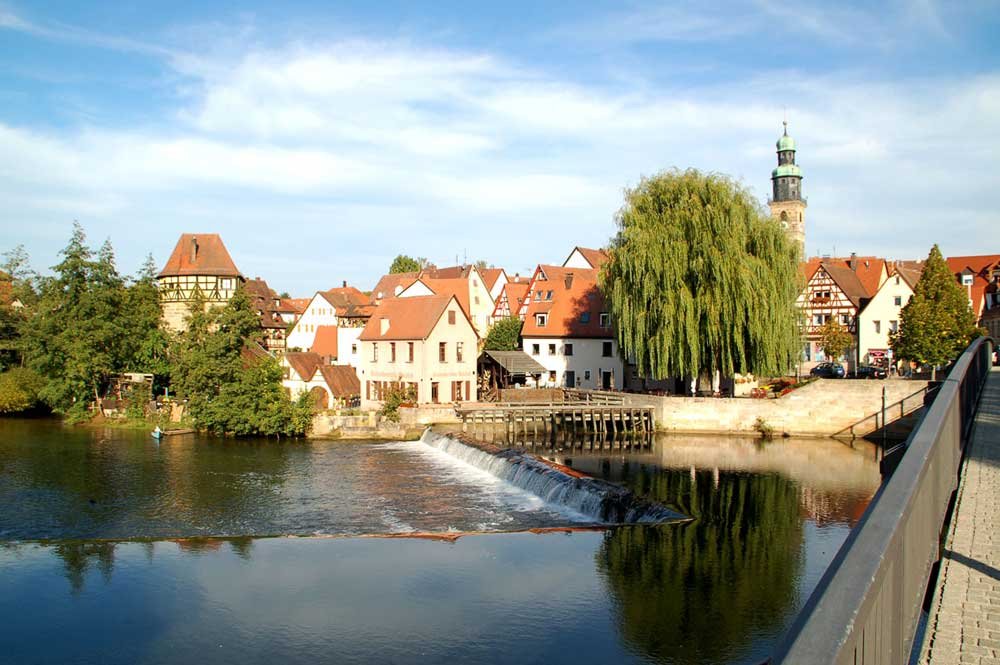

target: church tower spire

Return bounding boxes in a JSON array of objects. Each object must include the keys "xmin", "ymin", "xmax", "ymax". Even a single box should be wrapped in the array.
[{"xmin": 769, "ymin": 121, "xmax": 806, "ymax": 256}]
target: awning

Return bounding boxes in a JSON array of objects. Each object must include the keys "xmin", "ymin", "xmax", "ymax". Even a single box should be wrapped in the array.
[{"xmin": 481, "ymin": 350, "xmax": 546, "ymax": 375}]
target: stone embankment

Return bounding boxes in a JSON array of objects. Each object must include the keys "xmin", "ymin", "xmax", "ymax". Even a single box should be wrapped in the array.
[
  {"xmin": 309, "ymin": 404, "xmax": 460, "ymax": 439},
  {"xmin": 612, "ymin": 379, "xmax": 931, "ymax": 437}
]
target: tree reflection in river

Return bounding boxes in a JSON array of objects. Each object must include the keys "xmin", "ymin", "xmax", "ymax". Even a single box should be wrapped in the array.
[
  {"xmin": 597, "ymin": 468, "xmax": 804, "ymax": 664},
  {"xmin": 51, "ymin": 541, "xmax": 117, "ymax": 594}
]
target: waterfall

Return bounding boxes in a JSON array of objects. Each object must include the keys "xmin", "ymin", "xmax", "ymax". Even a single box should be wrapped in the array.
[{"xmin": 419, "ymin": 430, "xmax": 687, "ymax": 524}]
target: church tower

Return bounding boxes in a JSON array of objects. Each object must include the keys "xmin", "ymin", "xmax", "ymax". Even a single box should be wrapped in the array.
[{"xmin": 769, "ymin": 121, "xmax": 806, "ymax": 256}]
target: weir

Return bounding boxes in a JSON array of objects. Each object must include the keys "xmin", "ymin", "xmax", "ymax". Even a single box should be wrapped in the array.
[{"xmin": 419, "ymin": 429, "xmax": 687, "ymax": 524}]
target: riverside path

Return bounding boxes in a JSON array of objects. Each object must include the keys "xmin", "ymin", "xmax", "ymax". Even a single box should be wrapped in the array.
[{"xmin": 920, "ymin": 366, "xmax": 1000, "ymax": 665}]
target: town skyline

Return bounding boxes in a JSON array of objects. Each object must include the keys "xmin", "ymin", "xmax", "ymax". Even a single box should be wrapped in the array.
[{"xmin": 2, "ymin": 1, "xmax": 999, "ymax": 294}]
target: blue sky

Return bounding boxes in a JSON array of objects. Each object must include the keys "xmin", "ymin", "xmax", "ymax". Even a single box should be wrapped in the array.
[{"xmin": 2, "ymin": 1, "xmax": 998, "ymax": 295}]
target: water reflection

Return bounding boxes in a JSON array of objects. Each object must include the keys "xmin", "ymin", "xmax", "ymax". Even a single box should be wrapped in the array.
[
  {"xmin": 0, "ymin": 421, "xmax": 882, "ymax": 664},
  {"xmin": 597, "ymin": 475, "xmax": 803, "ymax": 664}
]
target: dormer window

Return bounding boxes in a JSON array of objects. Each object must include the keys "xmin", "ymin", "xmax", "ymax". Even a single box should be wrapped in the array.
[
  {"xmin": 962, "ymin": 274, "xmax": 974, "ymax": 286},
  {"xmin": 535, "ymin": 313, "xmax": 547, "ymax": 327},
  {"xmin": 599, "ymin": 313, "xmax": 610, "ymax": 328}
]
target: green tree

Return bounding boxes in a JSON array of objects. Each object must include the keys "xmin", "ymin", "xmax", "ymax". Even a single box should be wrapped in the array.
[
  {"xmin": 601, "ymin": 169, "xmax": 801, "ymax": 382},
  {"xmin": 1, "ymin": 246, "xmax": 38, "ymax": 370},
  {"xmin": 0, "ymin": 367, "xmax": 45, "ymax": 413},
  {"xmin": 21, "ymin": 224, "xmax": 129, "ymax": 417},
  {"xmin": 388, "ymin": 254, "xmax": 425, "ymax": 274},
  {"xmin": 171, "ymin": 288, "xmax": 312, "ymax": 436},
  {"xmin": 818, "ymin": 318, "xmax": 853, "ymax": 362},
  {"xmin": 483, "ymin": 316, "xmax": 522, "ymax": 351},
  {"xmin": 122, "ymin": 254, "xmax": 171, "ymax": 382},
  {"xmin": 2, "ymin": 244, "xmax": 39, "ymax": 307},
  {"xmin": 891, "ymin": 245, "xmax": 983, "ymax": 379}
]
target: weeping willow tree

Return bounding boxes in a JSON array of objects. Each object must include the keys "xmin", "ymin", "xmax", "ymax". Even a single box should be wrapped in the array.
[{"xmin": 601, "ymin": 169, "xmax": 801, "ymax": 381}]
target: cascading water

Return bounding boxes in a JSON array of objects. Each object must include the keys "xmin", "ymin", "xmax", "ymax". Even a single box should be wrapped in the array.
[{"xmin": 419, "ymin": 430, "xmax": 687, "ymax": 524}]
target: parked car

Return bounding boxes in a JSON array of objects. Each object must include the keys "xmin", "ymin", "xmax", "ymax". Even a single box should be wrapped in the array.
[
  {"xmin": 850, "ymin": 365, "xmax": 888, "ymax": 379},
  {"xmin": 809, "ymin": 362, "xmax": 845, "ymax": 379}
]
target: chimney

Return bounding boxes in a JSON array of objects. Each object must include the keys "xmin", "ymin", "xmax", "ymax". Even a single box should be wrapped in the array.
[
  {"xmin": 380, "ymin": 318, "xmax": 390, "ymax": 336},
  {"xmin": 190, "ymin": 236, "xmax": 199, "ymax": 263},
  {"xmin": 849, "ymin": 252, "xmax": 858, "ymax": 271},
  {"xmin": 342, "ymin": 280, "xmax": 347, "ymax": 288}
]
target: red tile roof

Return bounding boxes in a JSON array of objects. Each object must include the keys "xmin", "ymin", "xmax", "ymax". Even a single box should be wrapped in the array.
[
  {"xmin": 244, "ymin": 277, "xmax": 287, "ymax": 329},
  {"xmin": 820, "ymin": 264, "xmax": 870, "ymax": 308},
  {"xmin": 521, "ymin": 265, "xmax": 612, "ymax": 338},
  {"xmin": 285, "ymin": 352, "xmax": 323, "ymax": 381},
  {"xmin": 318, "ymin": 365, "xmax": 360, "ymax": 398},
  {"xmin": 158, "ymin": 233, "xmax": 242, "ymax": 278},
  {"xmin": 564, "ymin": 247, "xmax": 610, "ymax": 269},
  {"xmin": 371, "ymin": 272, "xmax": 419, "ymax": 303},
  {"xmin": 479, "ymin": 268, "xmax": 506, "ymax": 291},
  {"xmin": 319, "ymin": 286, "xmax": 373, "ymax": 319},
  {"xmin": 360, "ymin": 295, "xmax": 464, "ymax": 341},
  {"xmin": 801, "ymin": 256, "xmax": 887, "ymax": 299},
  {"xmin": 416, "ymin": 277, "xmax": 472, "ymax": 320},
  {"xmin": 310, "ymin": 326, "xmax": 339, "ymax": 359},
  {"xmin": 278, "ymin": 298, "xmax": 310, "ymax": 314},
  {"xmin": 947, "ymin": 255, "xmax": 1000, "ymax": 316}
]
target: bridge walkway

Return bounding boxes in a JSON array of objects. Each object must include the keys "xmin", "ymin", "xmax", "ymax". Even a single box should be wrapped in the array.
[{"xmin": 920, "ymin": 366, "xmax": 1000, "ymax": 665}]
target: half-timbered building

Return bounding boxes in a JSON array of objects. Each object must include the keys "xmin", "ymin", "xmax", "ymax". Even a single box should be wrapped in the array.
[
  {"xmin": 798, "ymin": 255, "xmax": 887, "ymax": 370},
  {"xmin": 157, "ymin": 234, "xmax": 243, "ymax": 332}
]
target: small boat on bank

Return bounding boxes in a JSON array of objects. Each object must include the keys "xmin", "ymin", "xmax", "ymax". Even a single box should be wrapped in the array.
[{"xmin": 151, "ymin": 428, "xmax": 195, "ymax": 440}]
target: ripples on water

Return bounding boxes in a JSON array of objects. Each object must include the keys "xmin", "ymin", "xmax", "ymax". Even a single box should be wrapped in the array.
[
  {"xmin": 0, "ymin": 418, "xmax": 883, "ymax": 665},
  {"xmin": 0, "ymin": 420, "xmax": 596, "ymax": 540}
]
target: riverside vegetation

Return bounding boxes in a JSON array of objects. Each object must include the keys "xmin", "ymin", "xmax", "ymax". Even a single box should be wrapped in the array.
[{"xmin": 0, "ymin": 223, "xmax": 312, "ymax": 437}]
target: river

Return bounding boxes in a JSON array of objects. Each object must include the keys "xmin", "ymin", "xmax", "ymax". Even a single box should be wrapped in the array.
[{"xmin": 0, "ymin": 418, "xmax": 881, "ymax": 664}]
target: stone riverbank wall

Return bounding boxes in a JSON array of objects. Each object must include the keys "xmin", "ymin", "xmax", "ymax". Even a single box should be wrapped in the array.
[
  {"xmin": 310, "ymin": 405, "xmax": 460, "ymax": 439},
  {"xmin": 610, "ymin": 379, "xmax": 930, "ymax": 436}
]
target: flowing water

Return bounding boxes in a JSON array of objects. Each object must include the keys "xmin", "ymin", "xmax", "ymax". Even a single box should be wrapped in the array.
[{"xmin": 0, "ymin": 418, "xmax": 882, "ymax": 664}]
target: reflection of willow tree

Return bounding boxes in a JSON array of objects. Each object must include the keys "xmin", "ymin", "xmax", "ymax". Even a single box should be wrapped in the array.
[
  {"xmin": 596, "ymin": 467, "xmax": 804, "ymax": 664},
  {"xmin": 52, "ymin": 541, "xmax": 116, "ymax": 594}
]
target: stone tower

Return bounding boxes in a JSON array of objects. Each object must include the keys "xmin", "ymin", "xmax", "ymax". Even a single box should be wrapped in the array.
[{"xmin": 769, "ymin": 121, "xmax": 806, "ymax": 256}]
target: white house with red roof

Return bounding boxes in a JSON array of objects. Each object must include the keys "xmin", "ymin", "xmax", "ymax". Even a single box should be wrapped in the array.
[
  {"xmin": 857, "ymin": 263, "xmax": 923, "ymax": 369},
  {"xmin": 479, "ymin": 267, "xmax": 508, "ymax": 302},
  {"xmin": 358, "ymin": 294, "xmax": 478, "ymax": 409},
  {"xmin": 286, "ymin": 285, "xmax": 371, "ymax": 352},
  {"xmin": 520, "ymin": 264, "xmax": 622, "ymax": 390},
  {"xmin": 798, "ymin": 254, "xmax": 888, "ymax": 370},
  {"xmin": 562, "ymin": 246, "xmax": 609, "ymax": 270},
  {"xmin": 281, "ymin": 352, "xmax": 361, "ymax": 410},
  {"xmin": 378, "ymin": 265, "xmax": 495, "ymax": 336}
]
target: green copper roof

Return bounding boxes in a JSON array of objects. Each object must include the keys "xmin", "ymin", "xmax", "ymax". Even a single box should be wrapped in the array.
[
  {"xmin": 772, "ymin": 164, "xmax": 802, "ymax": 178},
  {"xmin": 777, "ymin": 133, "xmax": 796, "ymax": 151}
]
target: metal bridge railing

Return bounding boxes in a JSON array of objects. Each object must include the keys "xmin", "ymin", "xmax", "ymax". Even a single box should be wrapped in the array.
[{"xmin": 771, "ymin": 336, "xmax": 994, "ymax": 665}]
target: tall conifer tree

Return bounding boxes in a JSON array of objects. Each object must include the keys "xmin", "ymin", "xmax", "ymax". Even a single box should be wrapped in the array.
[{"xmin": 890, "ymin": 245, "xmax": 982, "ymax": 378}]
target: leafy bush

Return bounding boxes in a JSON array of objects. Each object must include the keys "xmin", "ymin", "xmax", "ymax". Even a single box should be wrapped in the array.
[
  {"xmin": 0, "ymin": 367, "xmax": 45, "ymax": 414},
  {"xmin": 753, "ymin": 416, "xmax": 774, "ymax": 440},
  {"xmin": 378, "ymin": 384, "xmax": 416, "ymax": 423}
]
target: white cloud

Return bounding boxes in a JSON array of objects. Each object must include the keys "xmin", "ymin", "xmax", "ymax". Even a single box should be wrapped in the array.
[{"xmin": 1, "ymin": 16, "xmax": 998, "ymax": 292}]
